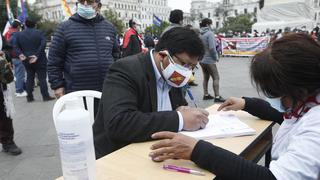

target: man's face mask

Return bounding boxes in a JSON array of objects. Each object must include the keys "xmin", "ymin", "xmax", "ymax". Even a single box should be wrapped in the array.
[
  {"xmin": 160, "ymin": 51, "xmax": 192, "ymax": 88},
  {"xmin": 77, "ymin": 3, "xmax": 96, "ymax": 19}
]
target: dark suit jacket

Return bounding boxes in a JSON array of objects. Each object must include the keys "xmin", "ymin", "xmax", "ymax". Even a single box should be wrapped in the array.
[
  {"xmin": 15, "ymin": 28, "xmax": 47, "ymax": 66},
  {"xmin": 93, "ymin": 52, "xmax": 188, "ymax": 159}
]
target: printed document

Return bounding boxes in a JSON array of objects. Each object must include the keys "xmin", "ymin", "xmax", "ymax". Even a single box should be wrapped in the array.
[{"xmin": 180, "ymin": 114, "xmax": 256, "ymax": 139}]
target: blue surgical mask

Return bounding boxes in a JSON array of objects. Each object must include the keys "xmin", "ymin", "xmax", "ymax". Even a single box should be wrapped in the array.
[
  {"xmin": 77, "ymin": 3, "xmax": 96, "ymax": 19},
  {"xmin": 266, "ymin": 97, "xmax": 286, "ymax": 112}
]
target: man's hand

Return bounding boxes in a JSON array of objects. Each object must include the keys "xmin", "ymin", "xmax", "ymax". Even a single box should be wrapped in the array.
[
  {"xmin": 149, "ymin": 131, "xmax": 198, "ymax": 162},
  {"xmin": 0, "ymin": 51, "xmax": 4, "ymax": 56},
  {"xmin": 19, "ymin": 54, "xmax": 27, "ymax": 61},
  {"xmin": 54, "ymin": 87, "xmax": 65, "ymax": 99},
  {"xmin": 28, "ymin": 55, "xmax": 38, "ymax": 64},
  {"xmin": 217, "ymin": 97, "xmax": 245, "ymax": 111},
  {"xmin": 178, "ymin": 106, "xmax": 209, "ymax": 131}
]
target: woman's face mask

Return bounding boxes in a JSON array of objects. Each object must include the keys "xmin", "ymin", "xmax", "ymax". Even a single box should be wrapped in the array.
[
  {"xmin": 160, "ymin": 51, "xmax": 192, "ymax": 88},
  {"xmin": 77, "ymin": 3, "xmax": 96, "ymax": 19}
]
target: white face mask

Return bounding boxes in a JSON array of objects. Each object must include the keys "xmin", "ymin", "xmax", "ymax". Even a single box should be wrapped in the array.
[
  {"xmin": 160, "ymin": 51, "xmax": 192, "ymax": 88},
  {"xmin": 77, "ymin": 3, "xmax": 96, "ymax": 19}
]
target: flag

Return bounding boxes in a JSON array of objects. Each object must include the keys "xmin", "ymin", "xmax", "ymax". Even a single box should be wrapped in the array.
[
  {"xmin": 153, "ymin": 14, "xmax": 162, "ymax": 27},
  {"xmin": 61, "ymin": 0, "xmax": 73, "ymax": 18},
  {"xmin": 6, "ymin": 0, "xmax": 14, "ymax": 24},
  {"xmin": 3, "ymin": 0, "xmax": 15, "ymax": 36},
  {"xmin": 17, "ymin": 0, "xmax": 28, "ymax": 23}
]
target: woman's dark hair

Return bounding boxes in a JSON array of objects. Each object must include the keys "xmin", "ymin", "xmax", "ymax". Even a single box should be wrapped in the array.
[
  {"xmin": 169, "ymin": 9, "xmax": 183, "ymax": 24},
  {"xmin": 200, "ymin": 18, "xmax": 212, "ymax": 28},
  {"xmin": 155, "ymin": 27, "xmax": 204, "ymax": 60},
  {"xmin": 250, "ymin": 33, "xmax": 320, "ymax": 103}
]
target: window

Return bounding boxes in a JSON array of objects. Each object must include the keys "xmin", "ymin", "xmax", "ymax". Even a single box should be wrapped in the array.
[
  {"xmin": 235, "ymin": 9, "xmax": 238, "ymax": 16},
  {"xmin": 208, "ymin": 12, "xmax": 210, "ymax": 18},
  {"xmin": 315, "ymin": 12, "xmax": 318, "ymax": 20},
  {"xmin": 216, "ymin": 21, "xmax": 219, "ymax": 28},
  {"xmin": 244, "ymin": 8, "xmax": 247, "ymax": 14},
  {"xmin": 254, "ymin": 7, "xmax": 257, "ymax": 13}
]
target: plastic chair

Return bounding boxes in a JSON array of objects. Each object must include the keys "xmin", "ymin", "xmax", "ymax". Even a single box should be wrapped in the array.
[{"xmin": 52, "ymin": 90, "xmax": 102, "ymax": 126}]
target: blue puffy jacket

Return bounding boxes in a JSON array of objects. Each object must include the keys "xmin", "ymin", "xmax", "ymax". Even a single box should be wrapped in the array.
[{"xmin": 48, "ymin": 13, "xmax": 120, "ymax": 93}]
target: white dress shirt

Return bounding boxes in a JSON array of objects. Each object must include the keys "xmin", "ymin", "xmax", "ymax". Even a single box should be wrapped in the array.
[{"xmin": 150, "ymin": 50, "xmax": 184, "ymax": 131}]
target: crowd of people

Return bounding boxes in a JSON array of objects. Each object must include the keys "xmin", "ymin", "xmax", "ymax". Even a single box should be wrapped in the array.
[{"xmin": 1, "ymin": 0, "xmax": 320, "ymax": 179}]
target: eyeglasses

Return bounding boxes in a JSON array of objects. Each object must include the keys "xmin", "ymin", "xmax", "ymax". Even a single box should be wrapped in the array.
[{"xmin": 172, "ymin": 55, "xmax": 198, "ymax": 70}]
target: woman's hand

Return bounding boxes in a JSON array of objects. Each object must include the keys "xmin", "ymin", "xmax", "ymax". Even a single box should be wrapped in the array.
[
  {"xmin": 217, "ymin": 97, "xmax": 245, "ymax": 111},
  {"xmin": 149, "ymin": 131, "xmax": 198, "ymax": 162}
]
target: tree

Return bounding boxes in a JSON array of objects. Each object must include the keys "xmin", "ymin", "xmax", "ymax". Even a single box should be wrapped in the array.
[
  {"xmin": 38, "ymin": 20, "xmax": 58, "ymax": 40},
  {"xmin": 218, "ymin": 14, "xmax": 255, "ymax": 34},
  {"xmin": 145, "ymin": 21, "xmax": 170, "ymax": 37},
  {"xmin": 103, "ymin": 9, "xmax": 125, "ymax": 35}
]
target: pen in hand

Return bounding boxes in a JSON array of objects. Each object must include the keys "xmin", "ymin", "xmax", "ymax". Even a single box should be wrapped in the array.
[
  {"xmin": 163, "ymin": 164, "xmax": 205, "ymax": 176},
  {"xmin": 186, "ymin": 88, "xmax": 197, "ymax": 108}
]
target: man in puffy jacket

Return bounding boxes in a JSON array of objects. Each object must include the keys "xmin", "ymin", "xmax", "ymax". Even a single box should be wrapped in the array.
[{"xmin": 48, "ymin": 0, "xmax": 120, "ymax": 98}]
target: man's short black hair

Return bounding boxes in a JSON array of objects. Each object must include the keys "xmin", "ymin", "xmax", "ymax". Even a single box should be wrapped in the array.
[
  {"xmin": 155, "ymin": 27, "xmax": 204, "ymax": 59},
  {"xmin": 200, "ymin": 18, "xmax": 212, "ymax": 28},
  {"xmin": 169, "ymin": 9, "xmax": 183, "ymax": 24},
  {"xmin": 25, "ymin": 18, "xmax": 36, "ymax": 28}
]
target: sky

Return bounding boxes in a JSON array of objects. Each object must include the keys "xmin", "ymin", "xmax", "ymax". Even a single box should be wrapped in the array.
[{"xmin": 168, "ymin": 0, "xmax": 192, "ymax": 13}]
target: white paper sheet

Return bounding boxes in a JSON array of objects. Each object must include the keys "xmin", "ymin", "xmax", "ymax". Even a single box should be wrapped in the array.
[{"xmin": 180, "ymin": 114, "xmax": 256, "ymax": 140}]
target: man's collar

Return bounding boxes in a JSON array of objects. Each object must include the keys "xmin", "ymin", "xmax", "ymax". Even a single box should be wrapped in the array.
[{"xmin": 150, "ymin": 49, "xmax": 162, "ymax": 82}]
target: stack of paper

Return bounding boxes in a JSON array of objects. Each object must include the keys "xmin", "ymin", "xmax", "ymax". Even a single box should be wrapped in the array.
[{"xmin": 180, "ymin": 114, "xmax": 256, "ymax": 140}]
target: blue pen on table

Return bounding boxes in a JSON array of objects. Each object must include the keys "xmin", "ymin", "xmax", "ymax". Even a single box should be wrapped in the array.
[
  {"xmin": 163, "ymin": 164, "xmax": 205, "ymax": 176},
  {"xmin": 186, "ymin": 87, "xmax": 197, "ymax": 108}
]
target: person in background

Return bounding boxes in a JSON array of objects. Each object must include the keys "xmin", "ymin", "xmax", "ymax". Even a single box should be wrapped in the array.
[
  {"xmin": 161, "ymin": 9, "xmax": 183, "ymax": 37},
  {"xmin": 122, "ymin": 19, "xmax": 142, "ymax": 57},
  {"xmin": 48, "ymin": 0, "xmax": 120, "ymax": 98},
  {"xmin": 15, "ymin": 18, "xmax": 54, "ymax": 102},
  {"xmin": 93, "ymin": 27, "xmax": 209, "ymax": 159},
  {"xmin": 199, "ymin": 18, "xmax": 225, "ymax": 102},
  {"xmin": 143, "ymin": 31, "xmax": 155, "ymax": 50},
  {"xmin": 149, "ymin": 33, "xmax": 320, "ymax": 180},
  {"xmin": 0, "ymin": 37, "xmax": 22, "ymax": 156},
  {"xmin": 5, "ymin": 19, "xmax": 27, "ymax": 97}
]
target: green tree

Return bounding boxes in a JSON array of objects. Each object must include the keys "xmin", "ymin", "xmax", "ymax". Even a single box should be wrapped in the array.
[
  {"xmin": 219, "ymin": 14, "xmax": 254, "ymax": 34},
  {"xmin": 145, "ymin": 21, "xmax": 170, "ymax": 37},
  {"xmin": 25, "ymin": 2, "xmax": 42, "ymax": 23},
  {"xmin": 103, "ymin": 9, "xmax": 125, "ymax": 35},
  {"xmin": 38, "ymin": 21, "xmax": 58, "ymax": 40}
]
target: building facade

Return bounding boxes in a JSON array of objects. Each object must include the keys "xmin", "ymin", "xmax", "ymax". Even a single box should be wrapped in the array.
[
  {"xmin": 190, "ymin": 0, "xmax": 260, "ymax": 29},
  {"xmin": 34, "ymin": 0, "xmax": 171, "ymax": 30}
]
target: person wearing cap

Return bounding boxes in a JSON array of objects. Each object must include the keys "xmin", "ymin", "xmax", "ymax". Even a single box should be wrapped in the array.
[
  {"xmin": 48, "ymin": 0, "xmax": 120, "ymax": 98},
  {"xmin": 4, "ymin": 19, "xmax": 27, "ymax": 97},
  {"xmin": 122, "ymin": 19, "xmax": 142, "ymax": 57}
]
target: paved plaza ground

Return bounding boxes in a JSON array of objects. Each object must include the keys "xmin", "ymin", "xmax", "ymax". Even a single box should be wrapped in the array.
[{"xmin": 0, "ymin": 57, "xmax": 266, "ymax": 180}]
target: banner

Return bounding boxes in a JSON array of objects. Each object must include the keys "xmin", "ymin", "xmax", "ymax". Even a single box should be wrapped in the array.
[{"xmin": 221, "ymin": 37, "xmax": 270, "ymax": 56}]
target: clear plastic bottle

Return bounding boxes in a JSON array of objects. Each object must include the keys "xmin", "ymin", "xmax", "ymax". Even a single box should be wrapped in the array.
[{"xmin": 55, "ymin": 98, "xmax": 96, "ymax": 180}]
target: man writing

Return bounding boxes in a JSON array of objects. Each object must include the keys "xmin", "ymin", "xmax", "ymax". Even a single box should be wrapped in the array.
[{"xmin": 93, "ymin": 27, "xmax": 209, "ymax": 158}]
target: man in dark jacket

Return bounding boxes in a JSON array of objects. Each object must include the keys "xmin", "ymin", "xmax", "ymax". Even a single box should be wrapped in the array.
[
  {"xmin": 48, "ymin": 0, "xmax": 120, "ymax": 98},
  {"xmin": 122, "ymin": 19, "xmax": 142, "ymax": 57},
  {"xmin": 15, "ymin": 18, "xmax": 54, "ymax": 102},
  {"xmin": 93, "ymin": 27, "xmax": 209, "ymax": 158}
]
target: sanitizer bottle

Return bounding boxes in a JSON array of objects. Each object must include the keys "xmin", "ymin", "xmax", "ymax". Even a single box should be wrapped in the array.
[{"xmin": 55, "ymin": 98, "xmax": 96, "ymax": 180}]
